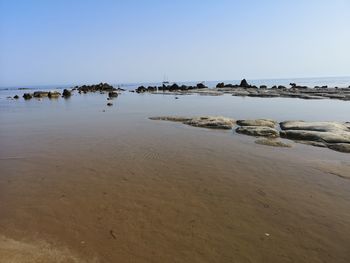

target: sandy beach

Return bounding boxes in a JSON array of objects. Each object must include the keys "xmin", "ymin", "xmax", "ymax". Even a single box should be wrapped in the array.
[{"xmin": 1, "ymin": 92, "xmax": 350, "ymax": 262}]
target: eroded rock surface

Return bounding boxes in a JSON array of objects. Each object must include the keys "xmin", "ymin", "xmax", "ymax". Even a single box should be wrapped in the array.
[
  {"xmin": 255, "ymin": 139, "xmax": 291, "ymax": 148},
  {"xmin": 237, "ymin": 119, "xmax": 276, "ymax": 128},
  {"xmin": 236, "ymin": 126, "xmax": 279, "ymax": 137},
  {"xmin": 150, "ymin": 116, "xmax": 235, "ymax": 129}
]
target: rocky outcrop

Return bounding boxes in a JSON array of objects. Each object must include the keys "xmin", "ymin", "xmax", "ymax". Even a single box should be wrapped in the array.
[
  {"xmin": 136, "ymin": 82, "xmax": 208, "ymax": 93},
  {"xmin": 236, "ymin": 119, "xmax": 276, "ymax": 128},
  {"xmin": 255, "ymin": 139, "xmax": 291, "ymax": 148},
  {"xmin": 149, "ymin": 116, "xmax": 235, "ymax": 129},
  {"xmin": 236, "ymin": 126, "xmax": 279, "ymax": 137},
  {"xmin": 280, "ymin": 120, "xmax": 350, "ymax": 153},
  {"xmin": 76, "ymin": 83, "xmax": 115, "ymax": 93}
]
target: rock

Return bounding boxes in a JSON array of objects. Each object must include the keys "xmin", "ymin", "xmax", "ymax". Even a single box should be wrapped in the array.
[
  {"xmin": 293, "ymin": 140, "xmax": 327, "ymax": 148},
  {"xmin": 259, "ymin": 85, "xmax": 267, "ymax": 89},
  {"xmin": 255, "ymin": 139, "xmax": 291, "ymax": 148},
  {"xmin": 236, "ymin": 126, "xmax": 279, "ymax": 137},
  {"xmin": 149, "ymin": 116, "xmax": 235, "ymax": 129},
  {"xmin": 62, "ymin": 89, "xmax": 71, "ymax": 97},
  {"xmin": 327, "ymin": 143, "xmax": 350, "ymax": 153},
  {"xmin": 185, "ymin": 116, "xmax": 235, "ymax": 129},
  {"xmin": 23, "ymin": 93, "xmax": 32, "ymax": 100},
  {"xmin": 33, "ymin": 91, "xmax": 49, "ymax": 98},
  {"xmin": 280, "ymin": 121, "xmax": 349, "ymax": 132},
  {"xmin": 13, "ymin": 95, "xmax": 19, "ymax": 99},
  {"xmin": 136, "ymin": 86, "xmax": 147, "ymax": 93},
  {"xmin": 48, "ymin": 91, "xmax": 61, "ymax": 98},
  {"xmin": 149, "ymin": 116, "xmax": 192, "ymax": 122},
  {"xmin": 237, "ymin": 119, "xmax": 276, "ymax": 128},
  {"xmin": 239, "ymin": 79, "xmax": 250, "ymax": 88},
  {"xmin": 107, "ymin": 102, "xmax": 113, "ymax": 106},
  {"xmin": 280, "ymin": 130, "xmax": 350, "ymax": 144},
  {"xmin": 77, "ymin": 83, "xmax": 115, "ymax": 93},
  {"xmin": 216, "ymin": 82, "xmax": 225, "ymax": 88},
  {"xmin": 108, "ymin": 92, "xmax": 118, "ymax": 98},
  {"xmin": 196, "ymin": 83, "xmax": 208, "ymax": 89}
]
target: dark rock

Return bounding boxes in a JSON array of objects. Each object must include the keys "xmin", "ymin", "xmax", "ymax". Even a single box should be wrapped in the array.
[
  {"xmin": 33, "ymin": 91, "xmax": 49, "ymax": 98},
  {"xmin": 107, "ymin": 102, "xmax": 113, "ymax": 106},
  {"xmin": 62, "ymin": 89, "xmax": 71, "ymax": 97},
  {"xmin": 196, "ymin": 83, "xmax": 207, "ymax": 89},
  {"xmin": 216, "ymin": 82, "xmax": 225, "ymax": 88},
  {"xmin": 239, "ymin": 79, "xmax": 250, "ymax": 88},
  {"xmin": 48, "ymin": 91, "xmax": 61, "ymax": 98},
  {"xmin": 108, "ymin": 92, "xmax": 118, "ymax": 98},
  {"xmin": 13, "ymin": 95, "xmax": 19, "ymax": 99},
  {"xmin": 259, "ymin": 85, "xmax": 267, "ymax": 89},
  {"xmin": 23, "ymin": 93, "xmax": 32, "ymax": 100}
]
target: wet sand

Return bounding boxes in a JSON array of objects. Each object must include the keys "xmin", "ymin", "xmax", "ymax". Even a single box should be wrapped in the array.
[{"xmin": 1, "ymin": 93, "xmax": 350, "ymax": 262}]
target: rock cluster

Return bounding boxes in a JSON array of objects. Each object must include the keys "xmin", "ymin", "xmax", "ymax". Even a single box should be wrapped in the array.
[
  {"xmin": 150, "ymin": 116, "xmax": 350, "ymax": 153},
  {"xmin": 74, "ymin": 83, "xmax": 115, "ymax": 93},
  {"xmin": 136, "ymin": 83, "xmax": 208, "ymax": 93}
]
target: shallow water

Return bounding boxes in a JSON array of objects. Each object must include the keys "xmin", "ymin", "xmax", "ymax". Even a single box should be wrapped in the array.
[{"xmin": 1, "ymin": 91, "xmax": 350, "ymax": 263}]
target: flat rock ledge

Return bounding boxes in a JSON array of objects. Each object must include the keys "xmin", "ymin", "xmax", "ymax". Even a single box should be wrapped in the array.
[
  {"xmin": 236, "ymin": 119, "xmax": 276, "ymax": 128},
  {"xmin": 280, "ymin": 121, "xmax": 350, "ymax": 153},
  {"xmin": 255, "ymin": 139, "xmax": 292, "ymax": 148},
  {"xmin": 236, "ymin": 126, "xmax": 279, "ymax": 138},
  {"xmin": 149, "ymin": 116, "xmax": 235, "ymax": 129}
]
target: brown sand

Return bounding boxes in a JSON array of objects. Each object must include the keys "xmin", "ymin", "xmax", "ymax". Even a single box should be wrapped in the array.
[{"xmin": 1, "ymin": 118, "xmax": 350, "ymax": 263}]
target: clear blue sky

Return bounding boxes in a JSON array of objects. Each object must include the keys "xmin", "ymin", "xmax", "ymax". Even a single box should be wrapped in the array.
[{"xmin": 0, "ymin": 0, "xmax": 349, "ymax": 86}]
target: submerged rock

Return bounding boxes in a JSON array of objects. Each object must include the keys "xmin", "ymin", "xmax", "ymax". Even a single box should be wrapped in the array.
[
  {"xmin": 255, "ymin": 139, "xmax": 291, "ymax": 148},
  {"xmin": 149, "ymin": 116, "xmax": 191, "ymax": 122},
  {"xmin": 149, "ymin": 116, "xmax": 235, "ymax": 129},
  {"xmin": 108, "ymin": 92, "xmax": 118, "ymax": 98},
  {"xmin": 236, "ymin": 126, "xmax": 279, "ymax": 137},
  {"xmin": 13, "ymin": 95, "xmax": 19, "ymax": 99},
  {"xmin": 237, "ymin": 119, "xmax": 276, "ymax": 128},
  {"xmin": 107, "ymin": 102, "xmax": 113, "ymax": 106}
]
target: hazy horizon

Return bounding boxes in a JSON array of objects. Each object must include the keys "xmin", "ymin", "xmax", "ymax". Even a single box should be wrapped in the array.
[{"xmin": 1, "ymin": 0, "xmax": 349, "ymax": 86}]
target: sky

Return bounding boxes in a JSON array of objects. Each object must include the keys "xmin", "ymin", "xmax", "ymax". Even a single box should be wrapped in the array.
[{"xmin": 0, "ymin": 0, "xmax": 349, "ymax": 87}]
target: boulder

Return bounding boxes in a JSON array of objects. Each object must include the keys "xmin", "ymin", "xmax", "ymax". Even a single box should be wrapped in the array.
[
  {"xmin": 239, "ymin": 79, "xmax": 250, "ymax": 88},
  {"xmin": 216, "ymin": 82, "xmax": 225, "ymax": 88},
  {"xmin": 13, "ymin": 95, "xmax": 19, "ymax": 99},
  {"xmin": 23, "ymin": 93, "xmax": 32, "ymax": 100},
  {"xmin": 107, "ymin": 102, "xmax": 113, "ymax": 106},
  {"xmin": 62, "ymin": 89, "xmax": 71, "ymax": 97},
  {"xmin": 255, "ymin": 139, "xmax": 291, "ymax": 148},
  {"xmin": 236, "ymin": 126, "xmax": 279, "ymax": 137},
  {"xmin": 237, "ymin": 119, "xmax": 276, "ymax": 128}
]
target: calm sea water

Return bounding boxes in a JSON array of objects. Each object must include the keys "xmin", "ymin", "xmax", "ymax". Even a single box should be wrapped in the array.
[{"xmin": 1, "ymin": 76, "xmax": 349, "ymax": 123}]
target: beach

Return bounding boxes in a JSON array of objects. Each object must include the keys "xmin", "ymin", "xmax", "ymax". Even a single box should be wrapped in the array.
[{"xmin": 1, "ymin": 90, "xmax": 350, "ymax": 262}]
